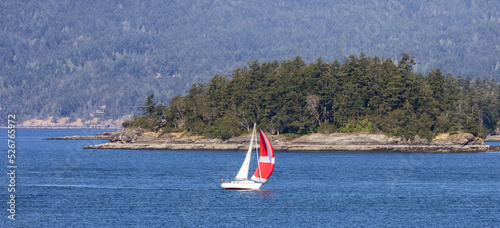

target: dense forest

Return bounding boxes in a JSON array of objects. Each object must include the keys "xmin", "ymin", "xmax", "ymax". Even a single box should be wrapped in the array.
[
  {"xmin": 1, "ymin": 1, "xmax": 499, "ymax": 124},
  {"xmin": 124, "ymin": 54, "xmax": 500, "ymax": 140}
]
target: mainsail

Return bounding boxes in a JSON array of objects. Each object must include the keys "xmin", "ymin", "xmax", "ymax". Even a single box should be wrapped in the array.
[
  {"xmin": 251, "ymin": 129, "xmax": 275, "ymax": 183},
  {"xmin": 234, "ymin": 124, "xmax": 256, "ymax": 180}
]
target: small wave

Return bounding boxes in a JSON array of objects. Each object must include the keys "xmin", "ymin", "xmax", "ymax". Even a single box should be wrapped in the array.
[{"xmin": 25, "ymin": 184, "xmax": 183, "ymax": 191}]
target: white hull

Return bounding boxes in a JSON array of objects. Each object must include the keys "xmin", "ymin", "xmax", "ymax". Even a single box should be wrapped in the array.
[{"xmin": 221, "ymin": 180, "xmax": 262, "ymax": 190}]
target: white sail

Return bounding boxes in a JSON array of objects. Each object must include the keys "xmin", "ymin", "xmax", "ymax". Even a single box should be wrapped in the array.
[{"xmin": 234, "ymin": 124, "xmax": 256, "ymax": 180}]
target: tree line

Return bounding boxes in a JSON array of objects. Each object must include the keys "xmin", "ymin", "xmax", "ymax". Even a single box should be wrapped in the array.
[{"xmin": 124, "ymin": 53, "xmax": 500, "ymax": 140}]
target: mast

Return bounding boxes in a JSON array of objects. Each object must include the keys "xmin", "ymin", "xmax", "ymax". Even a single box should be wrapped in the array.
[
  {"xmin": 234, "ymin": 123, "xmax": 256, "ymax": 180},
  {"xmin": 255, "ymin": 131, "xmax": 262, "ymax": 182}
]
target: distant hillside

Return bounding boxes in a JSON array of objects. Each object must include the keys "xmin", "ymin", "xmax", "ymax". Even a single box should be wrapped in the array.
[{"xmin": 1, "ymin": 0, "xmax": 499, "ymax": 123}]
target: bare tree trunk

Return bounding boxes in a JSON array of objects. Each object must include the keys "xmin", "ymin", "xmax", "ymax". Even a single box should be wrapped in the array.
[{"xmin": 306, "ymin": 94, "xmax": 321, "ymax": 126}]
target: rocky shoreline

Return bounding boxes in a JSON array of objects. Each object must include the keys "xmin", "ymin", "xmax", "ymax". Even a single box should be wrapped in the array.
[
  {"xmin": 485, "ymin": 135, "xmax": 500, "ymax": 141},
  {"xmin": 45, "ymin": 132, "xmax": 113, "ymax": 140},
  {"xmin": 84, "ymin": 142, "xmax": 498, "ymax": 153},
  {"xmin": 70, "ymin": 128, "xmax": 500, "ymax": 153}
]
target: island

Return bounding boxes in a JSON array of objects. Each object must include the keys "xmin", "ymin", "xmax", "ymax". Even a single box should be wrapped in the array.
[
  {"xmin": 47, "ymin": 54, "xmax": 500, "ymax": 153},
  {"xmin": 73, "ymin": 128, "xmax": 500, "ymax": 153}
]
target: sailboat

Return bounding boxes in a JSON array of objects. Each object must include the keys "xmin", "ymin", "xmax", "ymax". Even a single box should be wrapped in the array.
[{"xmin": 221, "ymin": 124, "xmax": 275, "ymax": 190}]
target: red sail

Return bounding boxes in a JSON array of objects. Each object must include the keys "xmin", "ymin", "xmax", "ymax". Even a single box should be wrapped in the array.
[{"xmin": 251, "ymin": 129, "xmax": 275, "ymax": 183}]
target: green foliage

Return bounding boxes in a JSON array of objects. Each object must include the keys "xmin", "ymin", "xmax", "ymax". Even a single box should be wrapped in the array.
[
  {"xmin": 132, "ymin": 54, "xmax": 500, "ymax": 139},
  {"xmin": 121, "ymin": 120, "xmax": 132, "ymax": 129},
  {"xmin": 338, "ymin": 118, "xmax": 374, "ymax": 133},
  {"xmin": 158, "ymin": 127, "xmax": 175, "ymax": 137},
  {"xmin": 318, "ymin": 123, "xmax": 338, "ymax": 134},
  {"xmin": 417, "ymin": 113, "xmax": 435, "ymax": 140},
  {"xmin": 123, "ymin": 95, "xmax": 167, "ymax": 130},
  {"xmin": 125, "ymin": 116, "xmax": 153, "ymax": 129},
  {"xmin": 141, "ymin": 94, "xmax": 157, "ymax": 117},
  {"xmin": 206, "ymin": 116, "xmax": 245, "ymax": 140}
]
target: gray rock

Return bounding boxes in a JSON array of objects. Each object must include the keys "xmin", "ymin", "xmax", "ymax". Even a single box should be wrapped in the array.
[
  {"xmin": 109, "ymin": 128, "xmax": 145, "ymax": 143},
  {"xmin": 292, "ymin": 133, "xmax": 402, "ymax": 145},
  {"xmin": 485, "ymin": 135, "xmax": 500, "ymax": 141},
  {"xmin": 409, "ymin": 135, "xmax": 430, "ymax": 145},
  {"xmin": 80, "ymin": 129, "xmax": 494, "ymax": 152}
]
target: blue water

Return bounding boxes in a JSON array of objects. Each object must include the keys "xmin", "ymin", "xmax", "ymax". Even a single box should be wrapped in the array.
[{"xmin": 3, "ymin": 129, "xmax": 500, "ymax": 227}]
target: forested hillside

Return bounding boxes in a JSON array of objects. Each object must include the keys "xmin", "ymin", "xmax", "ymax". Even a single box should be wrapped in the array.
[
  {"xmin": 1, "ymin": 0, "xmax": 499, "ymax": 124},
  {"xmin": 125, "ymin": 54, "xmax": 500, "ymax": 140}
]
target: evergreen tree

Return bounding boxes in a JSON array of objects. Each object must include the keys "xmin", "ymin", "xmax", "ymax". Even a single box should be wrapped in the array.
[{"xmin": 127, "ymin": 54, "xmax": 500, "ymax": 139}]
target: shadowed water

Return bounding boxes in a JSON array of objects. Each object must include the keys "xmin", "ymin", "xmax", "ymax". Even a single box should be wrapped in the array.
[{"xmin": 3, "ymin": 129, "xmax": 500, "ymax": 227}]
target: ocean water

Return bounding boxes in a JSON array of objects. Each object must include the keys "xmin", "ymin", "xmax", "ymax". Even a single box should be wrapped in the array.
[{"xmin": 2, "ymin": 129, "xmax": 500, "ymax": 227}]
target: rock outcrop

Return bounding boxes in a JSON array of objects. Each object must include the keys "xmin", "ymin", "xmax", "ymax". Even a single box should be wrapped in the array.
[
  {"xmin": 292, "ymin": 133, "xmax": 402, "ymax": 145},
  {"xmin": 84, "ymin": 142, "xmax": 499, "ymax": 153},
  {"xmin": 109, "ymin": 128, "xmax": 152, "ymax": 143},
  {"xmin": 79, "ymin": 130, "xmax": 500, "ymax": 153},
  {"xmin": 485, "ymin": 135, "xmax": 500, "ymax": 141},
  {"xmin": 48, "ymin": 128, "xmax": 499, "ymax": 152},
  {"xmin": 45, "ymin": 132, "xmax": 112, "ymax": 140},
  {"xmin": 431, "ymin": 132, "xmax": 483, "ymax": 146}
]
